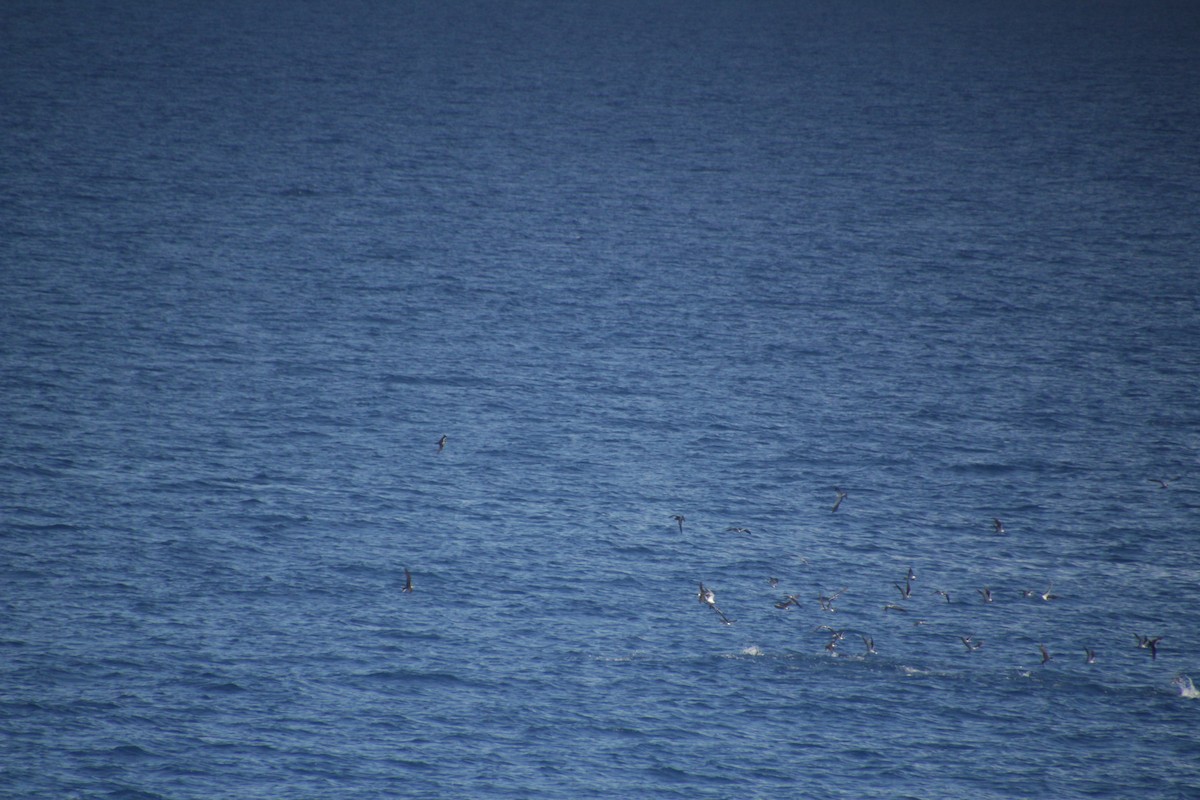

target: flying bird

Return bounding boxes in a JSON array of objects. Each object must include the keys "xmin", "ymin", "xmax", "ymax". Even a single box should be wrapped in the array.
[
  {"xmin": 831, "ymin": 488, "xmax": 848, "ymax": 513},
  {"xmin": 672, "ymin": 515, "xmax": 685, "ymax": 533},
  {"xmin": 895, "ymin": 579, "xmax": 912, "ymax": 600},
  {"xmin": 993, "ymin": 518, "xmax": 1006, "ymax": 535},
  {"xmin": 1039, "ymin": 644, "xmax": 1052, "ymax": 665},
  {"xmin": 697, "ymin": 582, "xmax": 733, "ymax": 624},
  {"xmin": 1084, "ymin": 648, "xmax": 1096, "ymax": 664},
  {"xmin": 1148, "ymin": 476, "xmax": 1183, "ymax": 489},
  {"xmin": 1136, "ymin": 634, "xmax": 1162, "ymax": 660},
  {"xmin": 978, "ymin": 587, "xmax": 993, "ymax": 604},
  {"xmin": 961, "ymin": 635, "xmax": 984, "ymax": 652},
  {"xmin": 725, "ymin": 527, "xmax": 752, "ymax": 534},
  {"xmin": 402, "ymin": 568, "xmax": 414, "ymax": 593},
  {"xmin": 818, "ymin": 587, "xmax": 847, "ymax": 612}
]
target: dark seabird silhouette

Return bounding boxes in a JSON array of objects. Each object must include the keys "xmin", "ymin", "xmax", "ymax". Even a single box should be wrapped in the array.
[
  {"xmin": 1040, "ymin": 582, "xmax": 1058, "ymax": 601},
  {"xmin": 1149, "ymin": 475, "xmax": 1183, "ymax": 489},
  {"xmin": 1039, "ymin": 644, "xmax": 1052, "ymax": 665},
  {"xmin": 767, "ymin": 577, "xmax": 780, "ymax": 588},
  {"xmin": 775, "ymin": 595, "xmax": 801, "ymax": 610},
  {"xmin": 1084, "ymin": 648, "xmax": 1096, "ymax": 664},
  {"xmin": 978, "ymin": 587, "xmax": 993, "ymax": 604},
  {"xmin": 819, "ymin": 627, "xmax": 845, "ymax": 655},
  {"xmin": 906, "ymin": 566, "xmax": 917, "ymax": 582},
  {"xmin": 895, "ymin": 579, "xmax": 912, "ymax": 600},
  {"xmin": 818, "ymin": 587, "xmax": 846, "ymax": 612},
  {"xmin": 672, "ymin": 515, "xmax": 685, "ymax": 534},
  {"xmin": 934, "ymin": 589, "xmax": 951, "ymax": 603},
  {"xmin": 862, "ymin": 635, "xmax": 876, "ymax": 655},
  {"xmin": 883, "ymin": 603, "xmax": 908, "ymax": 613},
  {"xmin": 1136, "ymin": 634, "xmax": 1162, "ymax": 660},
  {"xmin": 831, "ymin": 488, "xmax": 848, "ymax": 513},
  {"xmin": 437, "ymin": 435, "xmax": 447, "ymax": 452},
  {"xmin": 961, "ymin": 635, "xmax": 984, "ymax": 652},
  {"xmin": 993, "ymin": 518, "xmax": 1005, "ymax": 535},
  {"xmin": 725, "ymin": 527, "xmax": 752, "ymax": 534},
  {"xmin": 402, "ymin": 568, "xmax": 413, "ymax": 593},
  {"xmin": 697, "ymin": 582, "xmax": 732, "ymax": 624}
]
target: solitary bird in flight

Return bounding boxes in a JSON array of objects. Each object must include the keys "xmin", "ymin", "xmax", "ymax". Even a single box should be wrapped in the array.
[
  {"xmin": 993, "ymin": 518, "xmax": 1005, "ymax": 535},
  {"xmin": 1148, "ymin": 475, "xmax": 1183, "ymax": 489},
  {"xmin": 437, "ymin": 435, "xmax": 447, "ymax": 452},
  {"xmin": 697, "ymin": 582, "xmax": 732, "ymax": 624},
  {"xmin": 1039, "ymin": 644, "xmax": 1053, "ymax": 665},
  {"xmin": 1136, "ymin": 634, "xmax": 1163, "ymax": 660},
  {"xmin": 672, "ymin": 515, "xmax": 685, "ymax": 534},
  {"xmin": 402, "ymin": 568, "xmax": 414, "ymax": 593},
  {"xmin": 832, "ymin": 488, "xmax": 848, "ymax": 513}
]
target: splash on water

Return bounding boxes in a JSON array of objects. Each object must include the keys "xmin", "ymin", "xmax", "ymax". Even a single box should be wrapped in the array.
[{"xmin": 1172, "ymin": 674, "xmax": 1199, "ymax": 699}]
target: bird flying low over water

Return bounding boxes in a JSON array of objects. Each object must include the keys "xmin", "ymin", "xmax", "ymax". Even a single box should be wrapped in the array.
[
  {"xmin": 437, "ymin": 435, "xmax": 447, "ymax": 452},
  {"xmin": 775, "ymin": 595, "xmax": 801, "ymax": 610},
  {"xmin": 1039, "ymin": 644, "xmax": 1052, "ymax": 665},
  {"xmin": 725, "ymin": 527, "xmax": 752, "ymax": 534},
  {"xmin": 978, "ymin": 587, "xmax": 993, "ymax": 603},
  {"xmin": 1084, "ymin": 648, "xmax": 1096, "ymax": 664},
  {"xmin": 697, "ymin": 582, "xmax": 733, "ymax": 624},
  {"xmin": 993, "ymin": 518, "xmax": 1005, "ymax": 535},
  {"xmin": 1149, "ymin": 475, "xmax": 1183, "ymax": 489},
  {"xmin": 818, "ymin": 587, "xmax": 847, "ymax": 612},
  {"xmin": 1136, "ymin": 634, "xmax": 1163, "ymax": 660},
  {"xmin": 934, "ymin": 589, "xmax": 951, "ymax": 603},
  {"xmin": 402, "ymin": 568, "xmax": 413, "ymax": 593},
  {"xmin": 961, "ymin": 635, "xmax": 984, "ymax": 652},
  {"xmin": 672, "ymin": 515, "xmax": 685, "ymax": 534},
  {"xmin": 832, "ymin": 488, "xmax": 848, "ymax": 513}
]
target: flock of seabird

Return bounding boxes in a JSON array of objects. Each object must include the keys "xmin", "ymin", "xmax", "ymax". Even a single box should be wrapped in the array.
[
  {"xmin": 685, "ymin": 479, "xmax": 1196, "ymax": 696},
  {"xmin": 420, "ymin": 433, "xmax": 1191, "ymax": 696}
]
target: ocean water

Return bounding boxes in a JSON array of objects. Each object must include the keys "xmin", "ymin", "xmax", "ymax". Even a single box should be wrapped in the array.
[{"xmin": 3, "ymin": 1, "xmax": 1200, "ymax": 798}]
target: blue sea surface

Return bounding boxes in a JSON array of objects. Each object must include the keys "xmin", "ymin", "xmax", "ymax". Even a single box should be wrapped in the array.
[{"xmin": 3, "ymin": 1, "xmax": 1200, "ymax": 798}]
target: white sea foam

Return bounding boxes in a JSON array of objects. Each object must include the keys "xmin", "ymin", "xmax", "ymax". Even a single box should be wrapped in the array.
[{"xmin": 1172, "ymin": 674, "xmax": 1199, "ymax": 699}]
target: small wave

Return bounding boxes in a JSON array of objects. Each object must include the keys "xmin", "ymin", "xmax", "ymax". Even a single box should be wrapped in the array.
[{"xmin": 741, "ymin": 645, "xmax": 765, "ymax": 657}]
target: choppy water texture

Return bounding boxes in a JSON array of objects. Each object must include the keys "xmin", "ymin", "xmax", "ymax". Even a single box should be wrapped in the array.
[{"xmin": 3, "ymin": 2, "xmax": 1200, "ymax": 798}]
